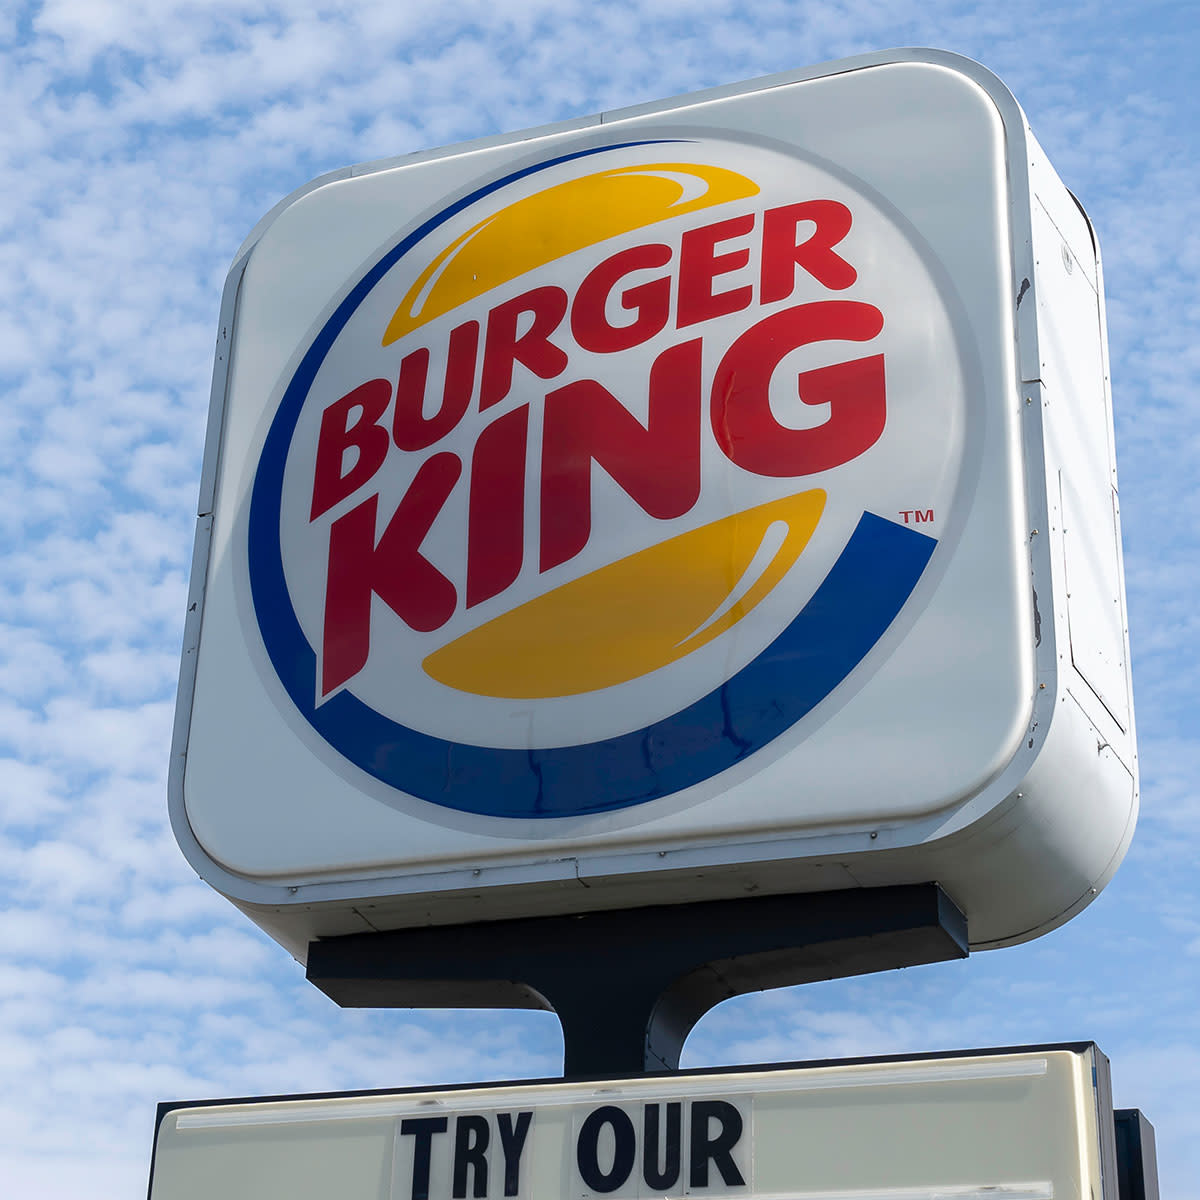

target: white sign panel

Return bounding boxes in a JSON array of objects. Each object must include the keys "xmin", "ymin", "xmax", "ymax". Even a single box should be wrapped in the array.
[
  {"xmin": 171, "ymin": 49, "xmax": 1136, "ymax": 956},
  {"xmin": 148, "ymin": 1048, "xmax": 1112, "ymax": 1200}
]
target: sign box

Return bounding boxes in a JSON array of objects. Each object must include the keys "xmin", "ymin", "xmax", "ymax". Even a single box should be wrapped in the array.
[
  {"xmin": 148, "ymin": 1045, "xmax": 1121, "ymax": 1200},
  {"xmin": 171, "ymin": 49, "xmax": 1136, "ymax": 958}
]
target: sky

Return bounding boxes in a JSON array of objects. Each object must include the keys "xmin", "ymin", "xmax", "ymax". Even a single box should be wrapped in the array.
[{"xmin": 1, "ymin": 0, "xmax": 1197, "ymax": 1196}]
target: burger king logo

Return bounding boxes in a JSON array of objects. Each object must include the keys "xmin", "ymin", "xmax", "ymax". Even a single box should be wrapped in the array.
[{"xmin": 248, "ymin": 136, "xmax": 968, "ymax": 820}]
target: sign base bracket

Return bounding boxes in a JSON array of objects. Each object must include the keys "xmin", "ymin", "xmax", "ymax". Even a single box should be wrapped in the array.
[{"xmin": 306, "ymin": 882, "xmax": 967, "ymax": 1077}]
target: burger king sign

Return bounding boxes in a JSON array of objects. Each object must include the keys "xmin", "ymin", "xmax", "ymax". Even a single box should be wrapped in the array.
[{"xmin": 172, "ymin": 51, "xmax": 1137, "ymax": 960}]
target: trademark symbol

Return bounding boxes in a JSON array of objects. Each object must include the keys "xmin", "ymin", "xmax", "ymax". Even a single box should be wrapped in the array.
[{"xmin": 898, "ymin": 508, "xmax": 934, "ymax": 525}]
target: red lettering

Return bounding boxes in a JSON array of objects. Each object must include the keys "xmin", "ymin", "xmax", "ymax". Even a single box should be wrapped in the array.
[
  {"xmin": 321, "ymin": 454, "xmax": 461, "ymax": 694},
  {"xmin": 310, "ymin": 380, "xmax": 391, "ymax": 521},
  {"xmin": 392, "ymin": 321, "xmax": 479, "ymax": 451},
  {"xmin": 761, "ymin": 201, "xmax": 857, "ymax": 299},
  {"xmin": 540, "ymin": 339, "xmax": 703, "ymax": 573},
  {"xmin": 467, "ymin": 406, "xmax": 529, "ymax": 608},
  {"xmin": 571, "ymin": 244, "xmax": 673, "ymax": 353},
  {"xmin": 712, "ymin": 301, "xmax": 885, "ymax": 478},
  {"xmin": 480, "ymin": 286, "xmax": 569, "ymax": 410},
  {"xmin": 677, "ymin": 214, "xmax": 755, "ymax": 329}
]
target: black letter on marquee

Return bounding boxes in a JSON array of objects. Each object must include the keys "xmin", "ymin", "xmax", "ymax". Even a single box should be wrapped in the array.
[
  {"xmin": 400, "ymin": 1116, "xmax": 450, "ymax": 1200},
  {"xmin": 453, "ymin": 1115, "xmax": 490, "ymax": 1199},
  {"xmin": 643, "ymin": 1102, "xmax": 682, "ymax": 1190},
  {"xmin": 498, "ymin": 1111, "xmax": 533, "ymax": 1197},
  {"xmin": 689, "ymin": 1101, "xmax": 745, "ymax": 1189},
  {"xmin": 577, "ymin": 1105, "xmax": 637, "ymax": 1193}
]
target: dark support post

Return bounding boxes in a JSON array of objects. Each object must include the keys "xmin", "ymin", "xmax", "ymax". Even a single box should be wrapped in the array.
[
  {"xmin": 306, "ymin": 883, "xmax": 968, "ymax": 1077},
  {"xmin": 1114, "ymin": 1110, "xmax": 1159, "ymax": 1200}
]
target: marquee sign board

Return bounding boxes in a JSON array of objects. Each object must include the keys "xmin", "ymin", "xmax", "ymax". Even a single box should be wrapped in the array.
[
  {"xmin": 171, "ymin": 49, "xmax": 1137, "ymax": 959},
  {"xmin": 147, "ymin": 1046, "xmax": 1121, "ymax": 1200}
]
